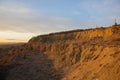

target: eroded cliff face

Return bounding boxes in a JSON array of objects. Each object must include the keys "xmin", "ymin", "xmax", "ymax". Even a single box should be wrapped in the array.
[
  {"xmin": 28, "ymin": 25, "xmax": 120, "ymax": 66},
  {"xmin": 0, "ymin": 25, "xmax": 120, "ymax": 80}
]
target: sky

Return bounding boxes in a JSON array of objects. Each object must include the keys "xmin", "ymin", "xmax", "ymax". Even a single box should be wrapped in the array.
[{"xmin": 0, "ymin": 0, "xmax": 120, "ymax": 43}]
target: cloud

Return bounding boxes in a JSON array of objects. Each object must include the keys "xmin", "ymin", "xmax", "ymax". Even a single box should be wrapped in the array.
[
  {"xmin": 0, "ymin": 14, "xmax": 74, "ymax": 33},
  {"xmin": 0, "ymin": 2, "xmax": 35, "ymax": 33},
  {"xmin": 0, "ymin": 1, "xmax": 76, "ymax": 35},
  {"xmin": 89, "ymin": 0, "xmax": 120, "ymax": 16},
  {"xmin": 75, "ymin": 0, "xmax": 120, "ymax": 26},
  {"xmin": 0, "ymin": 0, "xmax": 33, "ymax": 17},
  {"xmin": 0, "ymin": 5, "xmax": 31, "ymax": 15},
  {"xmin": 0, "ymin": 31, "xmax": 37, "ymax": 42},
  {"xmin": 0, "ymin": 0, "xmax": 103, "ymax": 35},
  {"xmin": 1, "ymin": 0, "xmax": 119, "ymax": 36}
]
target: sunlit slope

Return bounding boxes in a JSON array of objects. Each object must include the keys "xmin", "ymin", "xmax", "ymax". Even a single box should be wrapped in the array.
[{"xmin": 0, "ymin": 25, "xmax": 120, "ymax": 80}]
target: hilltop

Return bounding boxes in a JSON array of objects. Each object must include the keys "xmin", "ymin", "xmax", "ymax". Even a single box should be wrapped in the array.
[{"xmin": 0, "ymin": 24, "xmax": 120, "ymax": 80}]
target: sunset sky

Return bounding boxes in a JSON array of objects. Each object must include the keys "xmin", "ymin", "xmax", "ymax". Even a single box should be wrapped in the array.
[{"xmin": 0, "ymin": 0, "xmax": 120, "ymax": 43}]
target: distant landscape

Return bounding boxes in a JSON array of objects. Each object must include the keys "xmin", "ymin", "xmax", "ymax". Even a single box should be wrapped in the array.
[{"xmin": 0, "ymin": 43, "xmax": 25, "ymax": 49}]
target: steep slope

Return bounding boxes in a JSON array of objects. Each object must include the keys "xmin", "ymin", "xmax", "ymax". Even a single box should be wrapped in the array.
[{"xmin": 0, "ymin": 25, "xmax": 120, "ymax": 80}]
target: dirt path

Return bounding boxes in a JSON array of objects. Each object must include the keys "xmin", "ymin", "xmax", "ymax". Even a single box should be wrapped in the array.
[{"xmin": 1, "ymin": 52, "xmax": 62, "ymax": 80}]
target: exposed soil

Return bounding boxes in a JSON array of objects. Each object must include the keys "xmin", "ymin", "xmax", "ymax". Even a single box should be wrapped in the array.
[{"xmin": 0, "ymin": 52, "xmax": 63, "ymax": 80}]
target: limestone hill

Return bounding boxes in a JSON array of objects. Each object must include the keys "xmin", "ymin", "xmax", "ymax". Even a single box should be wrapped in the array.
[{"xmin": 0, "ymin": 24, "xmax": 120, "ymax": 80}]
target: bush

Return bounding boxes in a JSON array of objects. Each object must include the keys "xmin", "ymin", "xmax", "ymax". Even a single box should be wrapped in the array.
[{"xmin": 23, "ymin": 54, "xmax": 28, "ymax": 59}]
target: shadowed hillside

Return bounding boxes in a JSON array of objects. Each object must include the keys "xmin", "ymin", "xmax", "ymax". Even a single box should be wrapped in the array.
[
  {"xmin": 0, "ymin": 24, "xmax": 120, "ymax": 80},
  {"xmin": 0, "ymin": 52, "xmax": 62, "ymax": 80}
]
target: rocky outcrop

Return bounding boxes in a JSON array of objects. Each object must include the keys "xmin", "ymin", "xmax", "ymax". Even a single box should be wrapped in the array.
[{"xmin": 0, "ymin": 25, "xmax": 120, "ymax": 80}]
